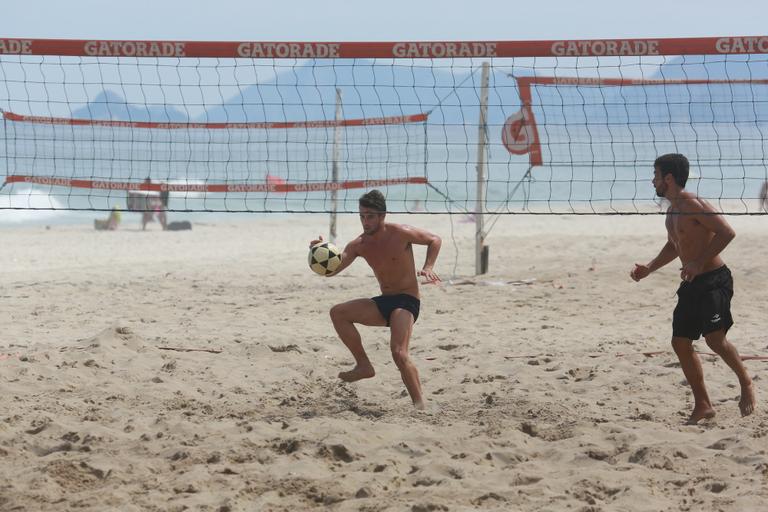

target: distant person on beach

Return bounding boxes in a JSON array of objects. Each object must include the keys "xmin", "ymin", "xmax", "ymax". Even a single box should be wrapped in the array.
[
  {"xmin": 630, "ymin": 153, "xmax": 756, "ymax": 424},
  {"xmin": 760, "ymin": 180, "xmax": 768, "ymax": 212},
  {"xmin": 141, "ymin": 177, "xmax": 167, "ymax": 231},
  {"xmin": 94, "ymin": 206, "xmax": 121, "ymax": 231},
  {"xmin": 310, "ymin": 189, "xmax": 442, "ymax": 410}
]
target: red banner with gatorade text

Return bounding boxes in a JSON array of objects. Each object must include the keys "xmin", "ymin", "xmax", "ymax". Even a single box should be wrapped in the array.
[
  {"xmin": 2, "ymin": 111, "xmax": 428, "ymax": 130},
  {"xmin": 3, "ymin": 175, "xmax": 428, "ymax": 193},
  {"xmin": 1, "ymin": 36, "xmax": 767, "ymax": 59}
]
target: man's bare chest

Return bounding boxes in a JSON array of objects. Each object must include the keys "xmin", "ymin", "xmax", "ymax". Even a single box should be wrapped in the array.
[
  {"xmin": 667, "ymin": 213, "xmax": 702, "ymax": 241},
  {"xmin": 360, "ymin": 241, "xmax": 411, "ymax": 267}
]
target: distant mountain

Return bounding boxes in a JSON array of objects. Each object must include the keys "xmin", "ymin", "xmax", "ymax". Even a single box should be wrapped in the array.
[
  {"xmin": 530, "ymin": 56, "xmax": 768, "ymax": 126},
  {"xmin": 197, "ymin": 59, "xmax": 519, "ymax": 127},
  {"xmin": 194, "ymin": 57, "xmax": 768, "ymax": 127},
  {"xmin": 649, "ymin": 56, "xmax": 768, "ymax": 122},
  {"xmin": 66, "ymin": 58, "xmax": 768, "ymax": 128},
  {"xmin": 70, "ymin": 90, "xmax": 188, "ymax": 122}
]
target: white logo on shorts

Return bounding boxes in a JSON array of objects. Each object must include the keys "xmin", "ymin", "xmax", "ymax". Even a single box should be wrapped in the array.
[{"xmin": 711, "ymin": 314, "xmax": 721, "ymax": 323}]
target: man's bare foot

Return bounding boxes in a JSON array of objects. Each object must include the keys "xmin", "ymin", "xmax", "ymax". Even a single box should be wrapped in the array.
[
  {"xmin": 739, "ymin": 381, "xmax": 756, "ymax": 417},
  {"xmin": 338, "ymin": 364, "xmax": 375, "ymax": 382},
  {"xmin": 685, "ymin": 405, "xmax": 716, "ymax": 425},
  {"xmin": 413, "ymin": 400, "xmax": 426, "ymax": 411}
]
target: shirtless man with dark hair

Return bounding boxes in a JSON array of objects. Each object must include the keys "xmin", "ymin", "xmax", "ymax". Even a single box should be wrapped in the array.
[
  {"xmin": 630, "ymin": 153, "xmax": 756, "ymax": 424},
  {"xmin": 311, "ymin": 189, "xmax": 441, "ymax": 410}
]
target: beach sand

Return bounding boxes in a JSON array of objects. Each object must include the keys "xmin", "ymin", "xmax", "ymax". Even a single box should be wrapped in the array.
[{"xmin": 1, "ymin": 213, "xmax": 766, "ymax": 511}]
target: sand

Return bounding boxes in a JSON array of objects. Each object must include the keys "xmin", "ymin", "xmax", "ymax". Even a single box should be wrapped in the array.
[{"xmin": 0, "ymin": 212, "xmax": 766, "ymax": 511}]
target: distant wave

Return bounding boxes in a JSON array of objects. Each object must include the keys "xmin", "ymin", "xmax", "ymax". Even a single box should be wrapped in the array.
[{"xmin": 0, "ymin": 188, "xmax": 70, "ymax": 224}]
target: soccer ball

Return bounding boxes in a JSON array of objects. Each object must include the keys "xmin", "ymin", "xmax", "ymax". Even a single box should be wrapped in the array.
[{"xmin": 308, "ymin": 241, "xmax": 342, "ymax": 276}]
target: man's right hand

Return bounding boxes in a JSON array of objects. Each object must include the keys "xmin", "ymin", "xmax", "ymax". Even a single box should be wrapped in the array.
[
  {"xmin": 309, "ymin": 235, "xmax": 324, "ymax": 248},
  {"xmin": 630, "ymin": 263, "xmax": 651, "ymax": 282}
]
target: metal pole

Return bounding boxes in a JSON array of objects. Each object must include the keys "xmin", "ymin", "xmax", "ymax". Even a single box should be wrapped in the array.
[
  {"xmin": 330, "ymin": 88, "xmax": 342, "ymax": 243},
  {"xmin": 475, "ymin": 62, "xmax": 490, "ymax": 275},
  {"xmin": 2, "ymin": 110, "xmax": 9, "ymax": 190}
]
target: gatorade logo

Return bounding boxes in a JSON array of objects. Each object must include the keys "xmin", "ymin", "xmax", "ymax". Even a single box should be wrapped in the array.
[{"xmin": 501, "ymin": 108, "xmax": 534, "ymax": 154}]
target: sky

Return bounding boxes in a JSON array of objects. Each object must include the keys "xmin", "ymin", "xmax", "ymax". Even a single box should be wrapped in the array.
[{"xmin": 3, "ymin": 0, "xmax": 767, "ymax": 41}]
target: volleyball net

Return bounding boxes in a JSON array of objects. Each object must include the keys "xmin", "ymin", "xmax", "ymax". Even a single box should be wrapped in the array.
[{"xmin": 1, "ymin": 37, "xmax": 767, "ymax": 214}]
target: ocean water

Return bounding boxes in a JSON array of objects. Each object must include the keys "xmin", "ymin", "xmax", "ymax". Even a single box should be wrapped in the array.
[{"xmin": 1, "ymin": 120, "xmax": 766, "ymax": 225}]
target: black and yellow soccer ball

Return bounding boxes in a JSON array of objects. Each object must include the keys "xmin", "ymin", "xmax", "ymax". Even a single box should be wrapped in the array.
[{"xmin": 308, "ymin": 242, "xmax": 342, "ymax": 276}]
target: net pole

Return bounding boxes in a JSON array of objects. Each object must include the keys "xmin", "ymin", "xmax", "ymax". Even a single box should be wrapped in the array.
[
  {"xmin": 474, "ymin": 62, "xmax": 490, "ymax": 275},
  {"xmin": 329, "ymin": 88, "xmax": 342, "ymax": 243},
  {"xmin": 2, "ymin": 110, "xmax": 8, "ymax": 189}
]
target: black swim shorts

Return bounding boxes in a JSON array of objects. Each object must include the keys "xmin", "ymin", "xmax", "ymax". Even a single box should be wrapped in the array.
[
  {"xmin": 673, "ymin": 265, "xmax": 734, "ymax": 340},
  {"xmin": 371, "ymin": 293, "xmax": 421, "ymax": 326}
]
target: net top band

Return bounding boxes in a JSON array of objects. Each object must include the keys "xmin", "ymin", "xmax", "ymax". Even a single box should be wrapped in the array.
[{"xmin": 1, "ymin": 36, "xmax": 767, "ymax": 58}]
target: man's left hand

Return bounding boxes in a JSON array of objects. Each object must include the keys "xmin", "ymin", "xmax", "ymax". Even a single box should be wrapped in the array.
[{"xmin": 418, "ymin": 268, "xmax": 441, "ymax": 285}]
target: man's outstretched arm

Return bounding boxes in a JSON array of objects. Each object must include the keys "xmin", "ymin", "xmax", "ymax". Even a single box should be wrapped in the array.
[{"xmin": 631, "ymin": 239, "xmax": 678, "ymax": 282}]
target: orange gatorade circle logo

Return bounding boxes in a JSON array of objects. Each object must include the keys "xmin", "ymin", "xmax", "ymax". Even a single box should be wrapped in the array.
[{"xmin": 501, "ymin": 109, "xmax": 534, "ymax": 154}]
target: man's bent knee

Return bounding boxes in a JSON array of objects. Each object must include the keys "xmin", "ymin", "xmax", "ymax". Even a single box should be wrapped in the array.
[{"xmin": 330, "ymin": 304, "xmax": 346, "ymax": 323}]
